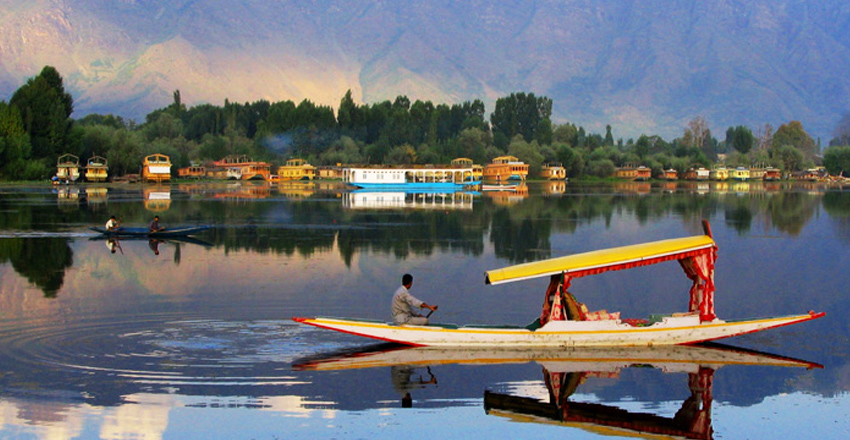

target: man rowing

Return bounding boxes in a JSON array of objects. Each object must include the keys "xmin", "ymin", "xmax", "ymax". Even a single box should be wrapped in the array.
[{"xmin": 391, "ymin": 273, "xmax": 437, "ymax": 325}]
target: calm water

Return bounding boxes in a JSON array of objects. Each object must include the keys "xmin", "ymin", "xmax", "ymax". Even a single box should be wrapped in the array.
[{"xmin": 1, "ymin": 180, "xmax": 849, "ymax": 440}]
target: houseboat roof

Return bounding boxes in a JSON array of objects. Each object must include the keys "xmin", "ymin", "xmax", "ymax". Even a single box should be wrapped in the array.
[{"xmin": 485, "ymin": 235, "xmax": 716, "ymax": 285}]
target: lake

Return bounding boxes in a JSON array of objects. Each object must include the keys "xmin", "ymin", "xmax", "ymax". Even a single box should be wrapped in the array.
[{"xmin": 1, "ymin": 180, "xmax": 849, "ymax": 440}]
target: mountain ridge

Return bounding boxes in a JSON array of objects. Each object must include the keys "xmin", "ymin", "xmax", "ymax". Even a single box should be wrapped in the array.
[{"xmin": 1, "ymin": 0, "xmax": 848, "ymax": 140}]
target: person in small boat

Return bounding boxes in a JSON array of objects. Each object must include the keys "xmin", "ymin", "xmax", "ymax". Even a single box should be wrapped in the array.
[
  {"xmin": 149, "ymin": 215, "xmax": 165, "ymax": 233},
  {"xmin": 391, "ymin": 273, "xmax": 437, "ymax": 325},
  {"xmin": 105, "ymin": 215, "xmax": 120, "ymax": 231}
]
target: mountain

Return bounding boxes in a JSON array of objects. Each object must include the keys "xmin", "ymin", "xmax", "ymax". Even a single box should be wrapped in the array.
[{"xmin": 1, "ymin": 0, "xmax": 849, "ymax": 140}]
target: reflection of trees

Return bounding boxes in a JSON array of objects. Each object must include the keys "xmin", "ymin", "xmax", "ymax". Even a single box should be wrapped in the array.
[
  {"xmin": 765, "ymin": 192, "xmax": 820, "ymax": 236},
  {"xmin": 823, "ymin": 192, "xmax": 850, "ymax": 244},
  {"xmin": 0, "ymin": 238, "xmax": 73, "ymax": 297}
]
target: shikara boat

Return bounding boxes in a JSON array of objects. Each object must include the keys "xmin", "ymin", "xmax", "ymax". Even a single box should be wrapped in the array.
[
  {"xmin": 293, "ymin": 221, "xmax": 824, "ymax": 347},
  {"xmin": 90, "ymin": 225, "xmax": 210, "ymax": 238}
]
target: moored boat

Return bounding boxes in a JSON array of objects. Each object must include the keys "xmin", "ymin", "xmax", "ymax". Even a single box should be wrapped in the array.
[
  {"xmin": 343, "ymin": 165, "xmax": 479, "ymax": 190},
  {"xmin": 277, "ymin": 158, "xmax": 316, "ymax": 181},
  {"xmin": 55, "ymin": 153, "xmax": 80, "ymax": 183},
  {"xmin": 142, "ymin": 154, "xmax": 172, "ymax": 183},
  {"xmin": 483, "ymin": 156, "xmax": 529, "ymax": 181},
  {"xmin": 293, "ymin": 221, "xmax": 823, "ymax": 347},
  {"xmin": 85, "ymin": 155, "xmax": 108, "ymax": 182}
]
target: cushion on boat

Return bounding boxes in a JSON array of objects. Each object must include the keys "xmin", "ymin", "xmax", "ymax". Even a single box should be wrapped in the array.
[{"xmin": 579, "ymin": 303, "xmax": 620, "ymax": 321}]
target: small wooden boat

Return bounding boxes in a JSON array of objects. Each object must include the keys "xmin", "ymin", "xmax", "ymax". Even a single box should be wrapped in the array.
[
  {"xmin": 90, "ymin": 225, "xmax": 210, "ymax": 238},
  {"xmin": 293, "ymin": 221, "xmax": 823, "ymax": 347}
]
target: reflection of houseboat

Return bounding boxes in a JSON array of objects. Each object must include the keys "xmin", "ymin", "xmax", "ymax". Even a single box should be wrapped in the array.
[
  {"xmin": 540, "ymin": 163, "xmax": 567, "ymax": 180},
  {"xmin": 730, "ymin": 167, "xmax": 750, "ymax": 181},
  {"xmin": 212, "ymin": 183, "xmax": 271, "ymax": 200},
  {"xmin": 764, "ymin": 167, "xmax": 782, "ymax": 181},
  {"xmin": 85, "ymin": 155, "xmax": 108, "ymax": 182},
  {"xmin": 277, "ymin": 158, "xmax": 316, "ymax": 181},
  {"xmin": 615, "ymin": 164, "xmax": 651, "ymax": 181},
  {"xmin": 55, "ymin": 153, "xmax": 80, "ymax": 183},
  {"xmin": 483, "ymin": 156, "xmax": 529, "ymax": 181},
  {"xmin": 343, "ymin": 165, "xmax": 478, "ymax": 190},
  {"xmin": 213, "ymin": 155, "xmax": 271, "ymax": 181},
  {"xmin": 277, "ymin": 181, "xmax": 315, "ymax": 198},
  {"xmin": 683, "ymin": 166, "xmax": 710, "ymax": 181},
  {"xmin": 85, "ymin": 187, "xmax": 108, "ymax": 206},
  {"xmin": 542, "ymin": 180, "xmax": 566, "ymax": 195},
  {"xmin": 343, "ymin": 191, "xmax": 474, "ymax": 210},
  {"xmin": 709, "ymin": 165, "xmax": 728, "ymax": 181},
  {"xmin": 142, "ymin": 154, "xmax": 172, "ymax": 183},
  {"xmin": 143, "ymin": 187, "xmax": 171, "ymax": 211},
  {"xmin": 662, "ymin": 168, "xmax": 678, "ymax": 180},
  {"xmin": 483, "ymin": 183, "xmax": 529, "ymax": 206}
]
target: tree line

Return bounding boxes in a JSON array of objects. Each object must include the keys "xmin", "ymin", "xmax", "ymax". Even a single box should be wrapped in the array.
[{"xmin": 2, "ymin": 65, "xmax": 848, "ymax": 181}]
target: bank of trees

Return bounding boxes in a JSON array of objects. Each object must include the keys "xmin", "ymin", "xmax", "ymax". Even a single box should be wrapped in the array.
[{"xmin": 0, "ymin": 65, "xmax": 839, "ymax": 181}]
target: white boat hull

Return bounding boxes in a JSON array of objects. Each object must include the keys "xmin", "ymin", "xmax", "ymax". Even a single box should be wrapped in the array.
[{"xmin": 293, "ymin": 312, "xmax": 824, "ymax": 347}]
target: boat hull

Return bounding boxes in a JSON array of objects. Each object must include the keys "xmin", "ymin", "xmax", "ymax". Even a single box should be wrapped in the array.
[
  {"xmin": 90, "ymin": 226, "xmax": 210, "ymax": 238},
  {"xmin": 292, "ymin": 312, "xmax": 824, "ymax": 347}
]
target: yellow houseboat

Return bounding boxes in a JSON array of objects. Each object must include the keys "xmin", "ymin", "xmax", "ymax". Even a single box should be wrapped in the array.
[
  {"xmin": 277, "ymin": 158, "xmax": 316, "ymax": 181},
  {"xmin": 615, "ymin": 164, "xmax": 651, "ymax": 181},
  {"xmin": 709, "ymin": 166, "xmax": 728, "ymax": 181},
  {"xmin": 142, "ymin": 154, "xmax": 172, "ymax": 183},
  {"xmin": 483, "ymin": 156, "xmax": 529, "ymax": 181},
  {"xmin": 85, "ymin": 155, "xmax": 108, "ymax": 182},
  {"xmin": 730, "ymin": 167, "xmax": 750, "ymax": 181},
  {"xmin": 540, "ymin": 163, "xmax": 567, "ymax": 180},
  {"xmin": 452, "ymin": 158, "xmax": 484, "ymax": 181},
  {"xmin": 55, "ymin": 154, "xmax": 80, "ymax": 183},
  {"xmin": 213, "ymin": 155, "xmax": 271, "ymax": 181}
]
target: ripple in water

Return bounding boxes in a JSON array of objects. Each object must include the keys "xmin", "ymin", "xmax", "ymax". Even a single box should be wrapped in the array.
[{"xmin": 0, "ymin": 316, "xmax": 356, "ymax": 398}]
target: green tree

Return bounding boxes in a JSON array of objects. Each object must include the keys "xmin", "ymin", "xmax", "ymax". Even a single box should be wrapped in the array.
[
  {"xmin": 9, "ymin": 66, "xmax": 74, "ymax": 163},
  {"xmin": 823, "ymin": 145, "xmax": 850, "ymax": 177},
  {"xmin": 725, "ymin": 125, "xmax": 754, "ymax": 154},
  {"xmin": 0, "ymin": 101, "xmax": 34, "ymax": 179},
  {"xmin": 604, "ymin": 125, "xmax": 614, "ymax": 146},
  {"xmin": 773, "ymin": 121, "xmax": 817, "ymax": 161},
  {"xmin": 490, "ymin": 92, "xmax": 553, "ymax": 144}
]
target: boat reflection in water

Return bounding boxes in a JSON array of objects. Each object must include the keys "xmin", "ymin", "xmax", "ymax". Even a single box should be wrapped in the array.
[
  {"xmin": 143, "ymin": 186, "xmax": 171, "ymax": 212},
  {"xmin": 343, "ymin": 190, "xmax": 475, "ymax": 210},
  {"xmin": 296, "ymin": 343, "xmax": 820, "ymax": 439}
]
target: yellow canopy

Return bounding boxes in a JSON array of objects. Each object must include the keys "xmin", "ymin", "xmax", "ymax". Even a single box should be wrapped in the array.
[{"xmin": 485, "ymin": 235, "xmax": 716, "ymax": 285}]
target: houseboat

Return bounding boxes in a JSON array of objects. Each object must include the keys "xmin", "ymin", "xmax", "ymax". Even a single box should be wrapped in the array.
[
  {"xmin": 540, "ymin": 163, "xmax": 567, "ymax": 180},
  {"xmin": 483, "ymin": 156, "xmax": 529, "ymax": 181},
  {"xmin": 662, "ymin": 169, "xmax": 678, "ymax": 180},
  {"xmin": 213, "ymin": 155, "xmax": 271, "ymax": 181},
  {"xmin": 451, "ymin": 158, "xmax": 483, "ymax": 181},
  {"xmin": 615, "ymin": 164, "xmax": 651, "ymax": 181},
  {"xmin": 709, "ymin": 165, "xmax": 728, "ymax": 181},
  {"xmin": 55, "ymin": 154, "xmax": 80, "ymax": 183},
  {"xmin": 343, "ymin": 165, "xmax": 479, "ymax": 190},
  {"xmin": 683, "ymin": 166, "xmax": 710, "ymax": 181},
  {"xmin": 177, "ymin": 165, "xmax": 206, "ymax": 179},
  {"xmin": 277, "ymin": 158, "xmax": 316, "ymax": 181},
  {"xmin": 142, "ymin": 154, "xmax": 172, "ymax": 183},
  {"xmin": 750, "ymin": 166, "xmax": 766, "ymax": 180},
  {"xmin": 85, "ymin": 155, "xmax": 108, "ymax": 182},
  {"xmin": 730, "ymin": 167, "xmax": 750, "ymax": 181},
  {"xmin": 764, "ymin": 167, "xmax": 782, "ymax": 181}
]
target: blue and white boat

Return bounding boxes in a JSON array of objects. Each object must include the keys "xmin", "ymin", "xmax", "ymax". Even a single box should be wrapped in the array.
[{"xmin": 343, "ymin": 166, "xmax": 480, "ymax": 190}]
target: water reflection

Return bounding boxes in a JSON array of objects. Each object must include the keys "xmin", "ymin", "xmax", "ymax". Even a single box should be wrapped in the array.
[{"xmin": 296, "ymin": 343, "xmax": 821, "ymax": 438}]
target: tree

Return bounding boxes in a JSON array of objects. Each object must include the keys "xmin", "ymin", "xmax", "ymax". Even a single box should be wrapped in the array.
[
  {"xmin": 829, "ymin": 113, "xmax": 850, "ymax": 147},
  {"xmin": 682, "ymin": 116, "xmax": 713, "ymax": 159},
  {"xmin": 773, "ymin": 121, "xmax": 817, "ymax": 161},
  {"xmin": 0, "ymin": 101, "xmax": 34, "ymax": 179},
  {"xmin": 490, "ymin": 92, "xmax": 553, "ymax": 144},
  {"xmin": 823, "ymin": 146, "xmax": 850, "ymax": 177},
  {"xmin": 9, "ymin": 66, "xmax": 74, "ymax": 161},
  {"xmin": 604, "ymin": 125, "xmax": 614, "ymax": 146},
  {"xmin": 726, "ymin": 125, "xmax": 754, "ymax": 154}
]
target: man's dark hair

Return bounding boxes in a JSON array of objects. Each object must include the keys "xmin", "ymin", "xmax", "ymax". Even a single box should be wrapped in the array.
[{"xmin": 402, "ymin": 273, "xmax": 413, "ymax": 285}]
